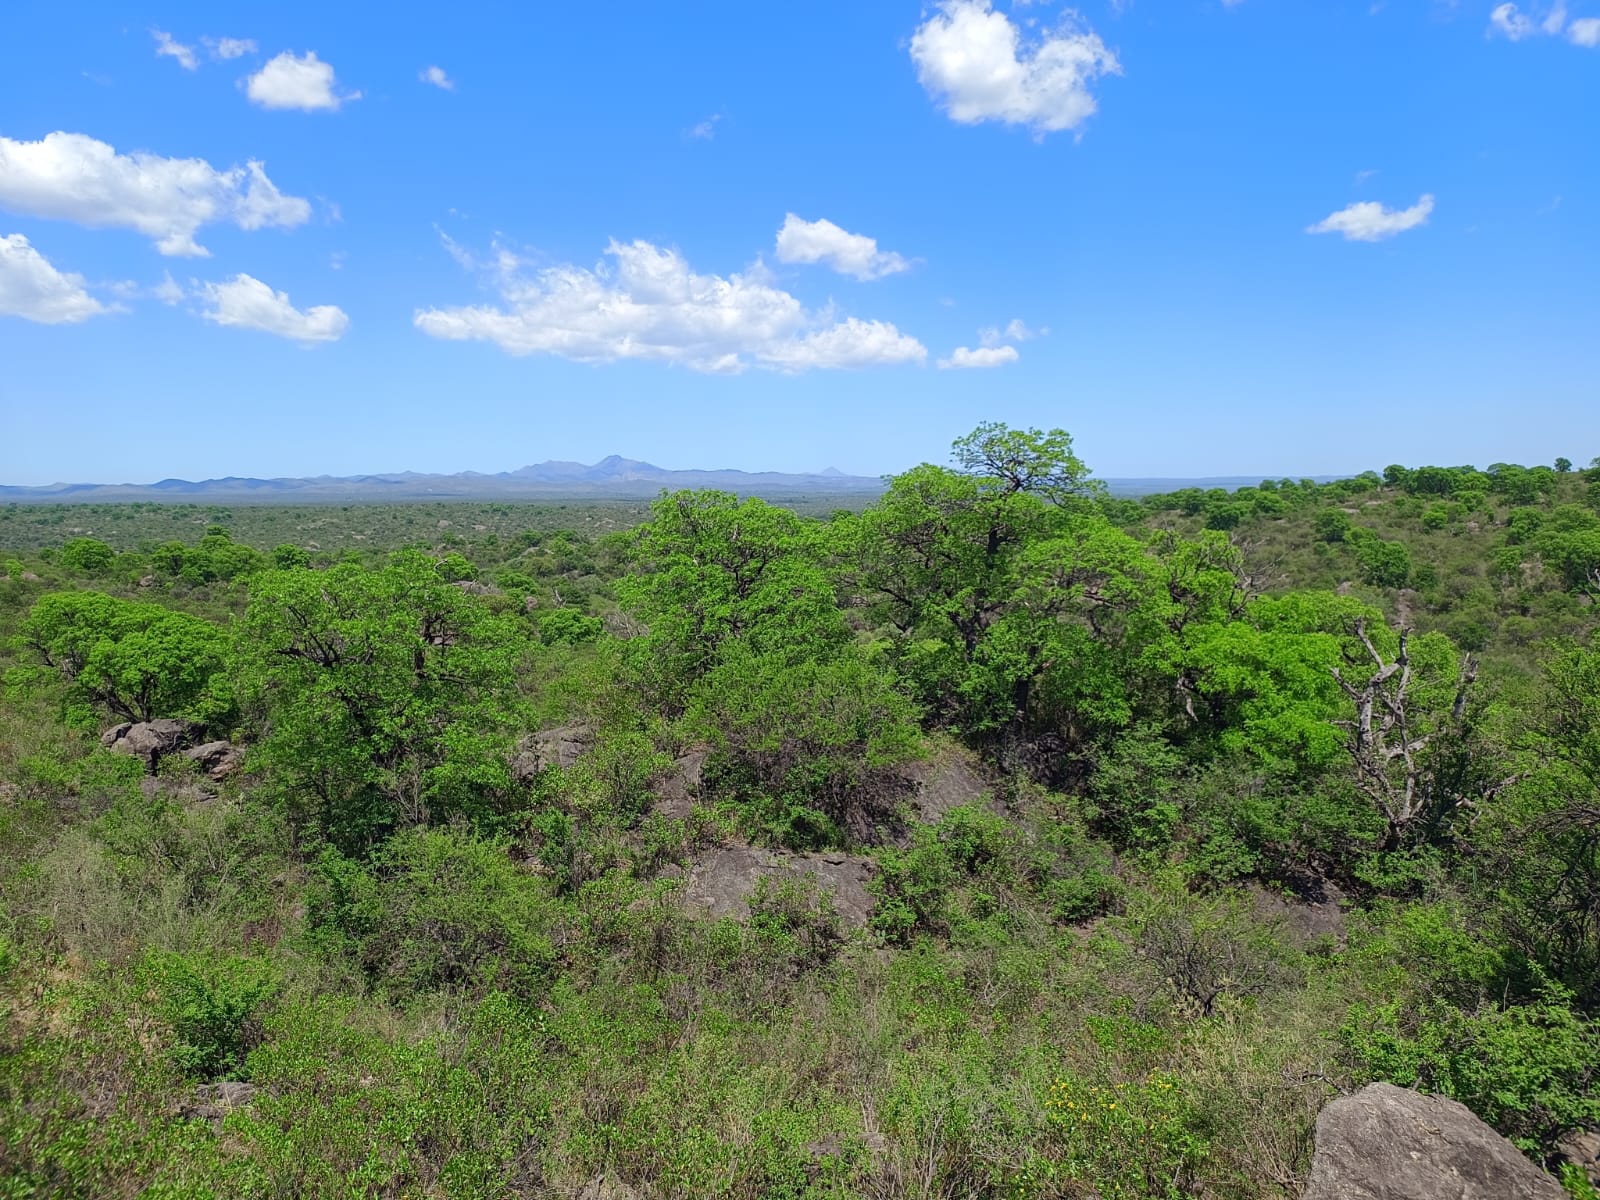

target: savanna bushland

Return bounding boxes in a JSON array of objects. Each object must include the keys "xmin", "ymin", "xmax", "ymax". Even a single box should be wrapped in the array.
[{"xmin": 2, "ymin": 425, "xmax": 1597, "ymax": 1199}]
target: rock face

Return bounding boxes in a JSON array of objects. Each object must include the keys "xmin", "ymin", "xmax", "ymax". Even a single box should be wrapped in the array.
[
  {"xmin": 679, "ymin": 846, "xmax": 876, "ymax": 928},
  {"xmin": 902, "ymin": 749, "xmax": 993, "ymax": 825},
  {"xmin": 182, "ymin": 740, "xmax": 245, "ymax": 782},
  {"xmin": 101, "ymin": 719, "xmax": 195, "ymax": 770},
  {"xmin": 650, "ymin": 748, "xmax": 708, "ymax": 820},
  {"xmin": 1303, "ymin": 1083, "xmax": 1565, "ymax": 1200},
  {"xmin": 511, "ymin": 722, "xmax": 595, "ymax": 783},
  {"xmin": 179, "ymin": 1080, "xmax": 258, "ymax": 1127},
  {"xmin": 1558, "ymin": 1129, "xmax": 1600, "ymax": 1190}
]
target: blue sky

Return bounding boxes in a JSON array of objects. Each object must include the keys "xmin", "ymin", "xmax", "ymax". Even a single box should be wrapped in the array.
[{"xmin": 1, "ymin": 0, "xmax": 1596, "ymax": 485}]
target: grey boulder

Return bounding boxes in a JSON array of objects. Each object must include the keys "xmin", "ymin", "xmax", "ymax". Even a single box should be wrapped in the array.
[
  {"xmin": 101, "ymin": 719, "xmax": 195, "ymax": 769},
  {"xmin": 182, "ymin": 740, "xmax": 245, "ymax": 782},
  {"xmin": 1303, "ymin": 1083, "xmax": 1564, "ymax": 1200}
]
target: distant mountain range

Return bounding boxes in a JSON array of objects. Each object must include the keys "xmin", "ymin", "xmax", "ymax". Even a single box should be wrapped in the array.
[{"xmin": 0, "ymin": 457, "xmax": 1345, "ymax": 504}]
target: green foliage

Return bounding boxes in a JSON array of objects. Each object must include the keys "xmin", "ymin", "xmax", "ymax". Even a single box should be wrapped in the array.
[
  {"xmin": 688, "ymin": 646, "xmax": 920, "ymax": 847},
  {"xmin": 1341, "ymin": 981, "xmax": 1600, "ymax": 1153},
  {"xmin": 138, "ymin": 950, "xmax": 276, "ymax": 1080},
  {"xmin": 1313, "ymin": 508, "xmax": 1352, "ymax": 543},
  {"xmin": 1117, "ymin": 872, "xmax": 1303, "ymax": 1016},
  {"xmin": 537, "ymin": 605, "xmax": 603, "ymax": 645},
  {"xmin": 307, "ymin": 828, "xmax": 558, "ymax": 1001},
  {"xmin": 5, "ymin": 429, "xmax": 1600, "ymax": 1198},
  {"xmin": 1350, "ymin": 530, "xmax": 1412, "ymax": 588},
  {"xmin": 237, "ymin": 552, "xmax": 524, "ymax": 849},
  {"xmin": 22, "ymin": 590, "xmax": 233, "ymax": 724},
  {"xmin": 270, "ymin": 542, "xmax": 311, "ymax": 569},
  {"xmin": 1040, "ymin": 1072, "xmax": 1209, "ymax": 1199},
  {"xmin": 620, "ymin": 489, "xmax": 847, "ymax": 706},
  {"xmin": 58, "ymin": 537, "xmax": 115, "ymax": 574}
]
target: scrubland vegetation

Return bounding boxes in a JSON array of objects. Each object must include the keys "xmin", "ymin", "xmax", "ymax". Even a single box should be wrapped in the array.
[{"xmin": 2, "ymin": 426, "xmax": 1597, "ymax": 1198}]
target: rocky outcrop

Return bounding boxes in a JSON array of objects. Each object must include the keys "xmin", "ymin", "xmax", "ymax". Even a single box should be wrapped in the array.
[
  {"xmin": 511, "ymin": 722, "xmax": 595, "ymax": 783},
  {"xmin": 1557, "ymin": 1129, "xmax": 1600, "ymax": 1190},
  {"xmin": 901, "ymin": 748, "xmax": 993, "ymax": 825},
  {"xmin": 677, "ymin": 846, "xmax": 876, "ymax": 928},
  {"xmin": 179, "ymin": 1080, "xmax": 258, "ymax": 1128},
  {"xmin": 650, "ymin": 747, "xmax": 708, "ymax": 820},
  {"xmin": 101, "ymin": 719, "xmax": 196, "ymax": 770},
  {"xmin": 182, "ymin": 740, "xmax": 245, "ymax": 782},
  {"xmin": 1303, "ymin": 1083, "xmax": 1564, "ymax": 1200}
]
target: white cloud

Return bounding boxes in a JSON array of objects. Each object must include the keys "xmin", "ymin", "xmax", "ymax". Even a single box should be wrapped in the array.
[
  {"xmin": 207, "ymin": 36, "xmax": 258, "ymax": 60},
  {"xmin": 152, "ymin": 29, "xmax": 198, "ymax": 71},
  {"xmin": 198, "ymin": 273, "xmax": 348, "ymax": 342},
  {"xmin": 420, "ymin": 65, "xmax": 454, "ymax": 90},
  {"xmin": 246, "ymin": 51, "xmax": 359, "ymax": 111},
  {"xmin": 415, "ymin": 236, "xmax": 926, "ymax": 373},
  {"xmin": 938, "ymin": 344, "xmax": 1019, "ymax": 369},
  {"xmin": 774, "ymin": 214, "xmax": 911, "ymax": 281},
  {"xmin": 1490, "ymin": 2, "xmax": 1539, "ymax": 36},
  {"xmin": 909, "ymin": 0, "xmax": 1120, "ymax": 137},
  {"xmin": 1568, "ymin": 15, "xmax": 1600, "ymax": 42},
  {"xmin": 152, "ymin": 271, "xmax": 185, "ymax": 305},
  {"xmin": 1307, "ymin": 194, "xmax": 1435, "ymax": 242},
  {"xmin": 688, "ymin": 114, "xmax": 722, "ymax": 140},
  {"xmin": 0, "ymin": 132, "xmax": 311, "ymax": 257},
  {"xmin": 0, "ymin": 233, "xmax": 112, "ymax": 323},
  {"xmin": 1489, "ymin": 1, "xmax": 1599, "ymax": 43},
  {"xmin": 977, "ymin": 317, "xmax": 1043, "ymax": 347}
]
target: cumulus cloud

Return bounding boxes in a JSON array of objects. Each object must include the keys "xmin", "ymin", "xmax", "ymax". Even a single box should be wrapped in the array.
[
  {"xmin": 1489, "ymin": 1, "xmax": 1599, "ymax": 43},
  {"xmin": 0, "ymin": 233, "xmax": 112, "ymax": 323},
  {"xmin": 0, "ymin": 132, "xmax": 311, "ymax": 256},
  {"xmin": 1307, "ymin": 194, "xmax": 1435, "ymax": 242},
  {"xmin": 198, "ymin": 273, "xmax": 348, "ymax": 342},
  {"xmin": 909, "ymin": 0, "xmax": 1120, "ymax": 137},
  {"xmin": 938, "ymin": 344, "xmax": 1019, "ymax": 369},
  {"xmin": 420, "ymin": 65, "xmax": 454, "ymax": 90},
  {"xmin": 152, "ymin": 29, "xmax": 198, "ymax": 70},
  {"xmin": 774, "ymin": 214, "xmax": 911, "ymax": 281},
  {"xmin": 207, "ymin": 36, "xmax": 258, "ymax": 60},
  {"xmin": 415, "ymin": 236, "xmax": 926, "ymax": 373},
  {"xmin": 246, "ymin": 51, "xmax": 359, "ymax": 111}
]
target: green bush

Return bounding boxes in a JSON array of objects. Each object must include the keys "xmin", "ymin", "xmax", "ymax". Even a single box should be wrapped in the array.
[
  {"xmin": 139, "ymin": 950, "xmax": 276, "ymax": 1080},
  {"xmin": 1340, "ymin": 980, "xmax": 1600, "ymax": 1154},
  {"xmin": 307, "ymin": 828, "xmax": 558, "ymax": 1001}
]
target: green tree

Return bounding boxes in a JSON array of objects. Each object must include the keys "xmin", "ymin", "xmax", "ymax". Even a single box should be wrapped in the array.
[
  {"xmin": 24, "ymin": 591, "xmax": 233, "ymax": 723},
  {"xmin": 271, "ymin": 543, "xmax": 312, "ymax": 570},
  {"xmin": 237, "ymin": 552, "xmax": 523, "ymax": 851},
  {"xmin": 1314, "ymin": 508, "xmax": 1353, "ymax": 543},
  {"xmin": 619, "ymin": 490, "xmax": 847, "ymax": 706},
  {"xmin": 686, "ymin": 644, "xmax": 920, "ymax": 846},
  {"xmin": 58, "ymin": 537, "xmax": 116, "ymax": 574}
]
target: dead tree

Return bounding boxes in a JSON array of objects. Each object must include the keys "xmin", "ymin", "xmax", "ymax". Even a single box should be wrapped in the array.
[{"xmin": 1332, "ymin": 619, "xmax": 1481, "ymax": 848}]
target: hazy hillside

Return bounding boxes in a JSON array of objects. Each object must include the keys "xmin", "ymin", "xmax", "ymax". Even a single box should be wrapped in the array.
[{"xmin": 2, "ymin": 427, "xmax": 1596, "ymax": 1199}]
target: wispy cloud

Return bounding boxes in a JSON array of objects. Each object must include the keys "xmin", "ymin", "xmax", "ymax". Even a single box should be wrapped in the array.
[
  {"xmin": 420, "ymin": 65, "xmax": 455, "ymax": 90},
  {"xmin": 1308, "ymin": 194, "xmax": 1434, "ymax": 242},
  {"xmin": 151, "ymin": 29, "xmax": 197, "ymax": 71}
]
